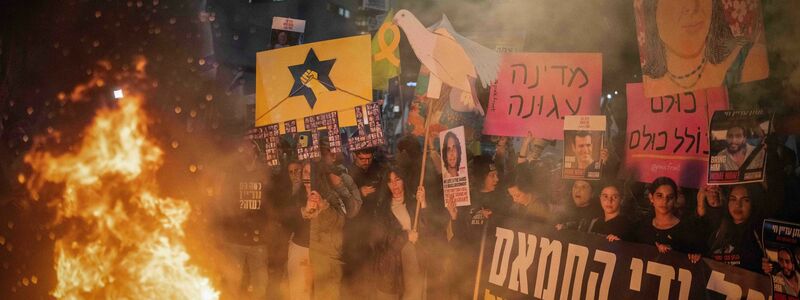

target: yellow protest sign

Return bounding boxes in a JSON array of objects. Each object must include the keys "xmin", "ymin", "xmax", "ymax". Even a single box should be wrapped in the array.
[{"xmin": 255, "ymin": 35, "xmax": 372, "ymax": 130}]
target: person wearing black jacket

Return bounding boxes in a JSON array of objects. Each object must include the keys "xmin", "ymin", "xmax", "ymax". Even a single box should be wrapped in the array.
[
  {"xmin": 634, "ymin": 177, "xmax": 704, "ymax": 263},
  {"xmin": 556, "ymin": 180, "xmax": 602, "ymax": 232},
  {"xmin": 707, "ymin": 184, "xmax": 764, "ymax": 272},
  {"xmin": 590, "ymin": 182, "xmax": 635, "ymax": 242},
  {"xmin": 372, "ymin": 165, "xmax": 427, "ymax": 300}
]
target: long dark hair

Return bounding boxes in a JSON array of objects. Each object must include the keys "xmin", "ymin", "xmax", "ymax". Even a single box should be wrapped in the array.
[
  {"xmin": 641, "ymin": 0, "xmax": 740, "ymax": 78},
  {"xmin": 442, "ymin": 131, "xmax": 462, "ymax": 170},
  {"xmin": 708, "ymin": 184, "xmax": 760, "ymax": 252},
  {"xmin": 647, "ymin": 176, "xmax": 678, "ymax": 196},
  {"xmin": 377, "ymin": 165, "xmax": 414, "ymax": 213}
]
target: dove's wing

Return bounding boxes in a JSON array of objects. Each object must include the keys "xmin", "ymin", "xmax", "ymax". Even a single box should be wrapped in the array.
[{"xmin": 429, "ymin": 14, "xmax": 500, "ymax": 88}]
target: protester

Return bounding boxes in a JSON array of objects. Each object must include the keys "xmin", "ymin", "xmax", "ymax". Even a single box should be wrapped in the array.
[
  {"xmin": 343, "ymin": 147, "xmax": 382, "ymax": 298},
  {"xmin": 265, "ymin": 160, "xmax": 303, "ymax": 299},
  {"xmin": 556, "ymin": 180, "xmax": 602, "ymax": 232},
  {"xmin": 218, "ymin": 141, "xmax": 270, "ymax": 299},
  {"xmin": 505, "ymin": 168, "xmax": 551, "ymax": 222},
  {"xmin": 286, "ymin": 161, "xmax": 349, "ymax": 300},
  {"xmin": 706, "ymin": 184, "xmax": 763, "ymax": 272},
  {"xmin": 373, "ymin": 166, "xmax": 427, "ymax": 300},
  {"xmin": 589, "ymin": 181, "xmax": 635, "ymax": 242},
  {"xmin": 634, "ymin": 177, "xmax": 703, "ymax": 263},
  {"xmin": 449, "ymin": 155, "xmax": 510, "ymax": 298}
]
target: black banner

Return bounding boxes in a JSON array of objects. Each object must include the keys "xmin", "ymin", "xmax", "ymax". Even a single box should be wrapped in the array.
[{"xmin": 477, "ymin": 219, "xmax": 772, "ymax": 300}]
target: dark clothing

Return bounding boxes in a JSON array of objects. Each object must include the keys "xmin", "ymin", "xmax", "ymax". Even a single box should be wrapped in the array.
[
  {"xmin": 288, "ymin": 191, "xmax": 312, "ymax": 248},
  {"xmin": 220, "ymin": 167, "xmax": 269, "ymax": 246},
  {"xmin": 559, "ymin": 202, "xmax": 603, "ymax": 232},
  {"xmin": 344, "ymin": 163, "xmax": 382, "ymax": 276},
  {"xmin": 451, "ymin": 190, "xmax": 512, "ymax": 298},
  {"xmin": 707, "ymin": 221, "xmax": 763, "ymax": 273},
  {"xmin": 589, "ymin": 215, "xmax": 635, "ymax": 241},
  {"xmin": 634, "ymin": 219, "xmax": 703, "ymax": 253},
  {"xmin": 373, "ymin": 193, "xmax": 426, "ymax": 295}
]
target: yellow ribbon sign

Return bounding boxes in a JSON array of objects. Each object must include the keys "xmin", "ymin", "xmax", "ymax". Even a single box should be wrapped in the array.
[{"xmin": 374, "ymin": 21, "xmax": 400, "ymax": 67}]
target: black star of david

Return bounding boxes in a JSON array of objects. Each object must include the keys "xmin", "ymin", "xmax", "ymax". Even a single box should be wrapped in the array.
[{"xmin": 287, "ymin": 48, "xmax": 336, "ymax": 108}]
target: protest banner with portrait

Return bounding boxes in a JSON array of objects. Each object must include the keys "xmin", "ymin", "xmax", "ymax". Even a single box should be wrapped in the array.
[
  {"xmin": 563, "ymin": 115, "xmax": 606, "ymax": 180},
  {"xmin": 633, "ymin": 0, "xmax": 769, "ymax": 97},
  {"xmin": 476, "ymin": 218, "xmax": 773, "ymax": 300},
  {"xmin": 271, "ymin": 17, "xmax": 305, "ymax": 49},
  {"xmin": 763, "ymin": 219, "xmax": 800, "ymax": 300},
  {"xmin": 708, "ymin": 109, "xmax": 772, "ymax": 185},
  {"xmin": 440, "ymin": 126, "xmax": 471, "ymax": 207}
]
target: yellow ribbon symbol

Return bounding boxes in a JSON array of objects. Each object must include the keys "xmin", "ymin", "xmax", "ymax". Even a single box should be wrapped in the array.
[{"xmin": 374, "ymin": 22, "xmax": 400, "ymax": 67}]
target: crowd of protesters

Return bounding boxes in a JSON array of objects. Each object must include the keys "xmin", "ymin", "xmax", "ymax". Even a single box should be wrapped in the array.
[{"xmin": 216, "ymin": 130, "xmax": 800, "ymax": 300}]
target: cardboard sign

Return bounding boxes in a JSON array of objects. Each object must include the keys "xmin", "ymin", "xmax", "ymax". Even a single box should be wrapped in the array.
[
  {"xmin": 633, "ymin": 0, "xmax": 768, "ymax": 97},
  {"xmin": 271, "ymin": 17, "xmax": 305, "ymax": 49},
  {"xmin": 483, "ymin": 53, "xmax": 602, "ymax": 139},
  {"xmin": 439, "ymin": 126, "xmax": 471, "ymax": 207},
  {"xmin": 255, "ymin": 35, "xmax": 372, "ymax": 131},
  {"xmin": 708, "ymin": 110, "xmax": 771, "ymax": 185},
  {"xmin": 563, "ymin": 115, "xmax": 606, "ymax": 180},
  {"xmin": 623, "ymin": 83, "xmax": 729, "ymax": 188}
]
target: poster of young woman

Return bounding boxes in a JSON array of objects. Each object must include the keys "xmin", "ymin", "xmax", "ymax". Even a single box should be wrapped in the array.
[
  {"xmin": 634, "ymin": 0, "xmax": 769, "ymax": 97},
  {"xmin": 439, "ymin": 126, "xmax": 471, "ymax": 207}
]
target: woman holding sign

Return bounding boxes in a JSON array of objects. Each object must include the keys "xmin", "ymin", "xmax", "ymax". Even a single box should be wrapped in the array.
[
  {"xmin": 373, "ymin": 166, "xmax": 427, "ymax": 300},
  {"xmin": 707, "ymin": 184, "xmax": 763, "ymax": 272},
  {"xmin": 634, "ymin": 177, "xmax": 704, "ymax": 263}
]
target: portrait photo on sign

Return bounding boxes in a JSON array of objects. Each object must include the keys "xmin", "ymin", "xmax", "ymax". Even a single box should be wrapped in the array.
[
  {"xmin": 762, "ymin": 219, "xmax": 800, "ymax": 299},
  {"xmin": 563, "ymin": 115, "xmax": 605, "ymax": 180},
  {"xmin": 440, "ymin": 128, "xmax": 467, "ymax": 179},
  {"xmin": 563, "ymin": 131, "xmax": 603, "ymax": 179},
  {"xmin": 439, "ymin": 126, "xmax": 471, "ymax": 207},
  {"xmin": 271, "ymin": 17, "xmax": 305, "ymax": 49},
  {"xmin": 708, "ymin": 109, "xmax": 771, "ymax": 184},
  {"xmin": 634, "ymin": 0, "xmax": 769, "ymax": 97}
]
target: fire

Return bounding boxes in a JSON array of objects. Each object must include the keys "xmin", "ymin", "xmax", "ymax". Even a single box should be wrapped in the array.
[{"xmin": 24, "ymin": 70, "xmax": 219, "ymax": 299}]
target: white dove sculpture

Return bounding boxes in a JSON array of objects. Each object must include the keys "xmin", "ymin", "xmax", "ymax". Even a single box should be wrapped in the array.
[{"xmin": 393, "ymin": 9, "xmax": 500, "ymax": 116}]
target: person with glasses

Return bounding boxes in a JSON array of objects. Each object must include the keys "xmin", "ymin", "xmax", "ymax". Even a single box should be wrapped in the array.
[{"xmin": 634, "ymin": 177, "xmax": 703, "ymax": 263}]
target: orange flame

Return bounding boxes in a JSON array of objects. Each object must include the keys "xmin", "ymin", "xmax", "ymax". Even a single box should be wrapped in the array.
[{"xmin": 24, "ymin": 62, "xmax": 218, "ymax": 299}]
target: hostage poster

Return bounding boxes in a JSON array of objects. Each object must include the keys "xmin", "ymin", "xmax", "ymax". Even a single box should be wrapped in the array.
[
  {"xmin": 563, "ymin": 115, "xmax": 606, "ymax": 180},
  {"xmin": 271, "ymin": 16, "xmax": 305, "ymax": 49},
  {"xmin": 440, "ymin": 126, "xmax": 471, "ymax": 207},
  {"xmin": 763, "ymin": 219, "xmax": 800, "ymax": 300},
  {"xmin": 708, "ymin": 109, "xmax": 772, "ymax": 185}
]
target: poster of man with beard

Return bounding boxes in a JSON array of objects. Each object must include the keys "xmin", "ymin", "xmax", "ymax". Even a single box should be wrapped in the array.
[
  {"xmin": 563, "ymin": 115, "xmax": 605, "ymax": 180},
  {"xmin": 763, "ymin": 219, "xmax": 800, "ymax": 300},
  {"xmin": 708, "ymin": 109, "xmax": 771, "ymax": 184}
]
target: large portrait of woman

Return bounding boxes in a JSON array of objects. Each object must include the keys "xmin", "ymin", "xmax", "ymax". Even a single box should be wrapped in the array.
[{"xmin": 634, "ymin": 0, "xmax": 768, "ymax": 97}]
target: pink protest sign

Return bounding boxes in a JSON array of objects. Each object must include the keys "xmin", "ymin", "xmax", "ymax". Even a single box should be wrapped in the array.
[
  {"xmin": 483, "ymin": 53, "xmax": 602, "ymax": 139},
  {"xmin": 623, "ymin": 83, "xmax": 729, "ymax": 188}
]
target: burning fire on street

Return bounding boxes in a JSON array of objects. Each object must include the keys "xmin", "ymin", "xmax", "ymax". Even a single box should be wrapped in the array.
[{"xmin": 21, "ymin": 59, "xmax": 219, "ymax": 299}]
